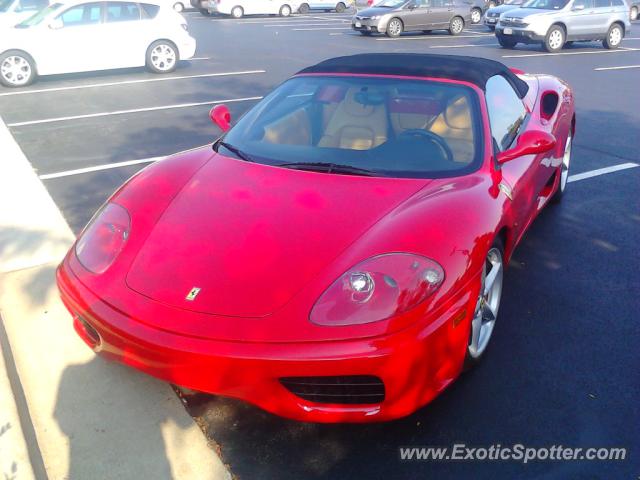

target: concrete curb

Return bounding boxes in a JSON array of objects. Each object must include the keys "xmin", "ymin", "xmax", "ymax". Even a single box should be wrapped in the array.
[{"xmin": 0, "ymin": 116, "xmax": 230, "ymax": 480}]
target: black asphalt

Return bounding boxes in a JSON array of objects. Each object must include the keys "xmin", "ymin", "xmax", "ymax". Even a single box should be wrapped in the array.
[{"xmin": 1, "ymin": 11, "xmax": 638, "ymax": 479}]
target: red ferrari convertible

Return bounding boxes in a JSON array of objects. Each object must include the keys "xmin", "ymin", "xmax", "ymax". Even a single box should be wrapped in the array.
[{"xmin": 57, "ymin": 54, "xmax": 574, "ymax": 422}]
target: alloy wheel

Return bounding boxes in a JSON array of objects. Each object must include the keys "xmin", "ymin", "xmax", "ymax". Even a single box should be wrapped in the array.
[
  {"xmin": 468, "ymin": 248, "xmax": 503, "ymax": 359},
  {"xmin": 471, "ymin": 9, "xmax": 481, "ymax": 23},
  {"xmin": 609, "ymin": 26, "xmax": 622, "ymax": 46},
  {"xmin": 388, "ymin": 19, "xmax": 402, "ymax": 36},
  {"xmin": 150, "ymin": 45, "xmax": 176, "ymax": 72},
  {"xmin": 451, "ymin": 17, "xmax": 463, "ymax": 34},
  {"xmin": 0, "ymin": 55, "xmax": 32, "ymax": 87},
  {"xmin": 548, "ymin": 29, "xmax": 563, "ymax": 50}
]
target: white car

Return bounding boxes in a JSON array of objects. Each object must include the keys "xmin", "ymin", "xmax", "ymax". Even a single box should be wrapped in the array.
[
  {"xmin": 298, "ymin": 0, "xmax": 353, "ymax": 13},
  {"xmin": 0, "ymin": 0, "xmax": 196, "ymax": 87},
  {"xmin": 201, "ymin": 0, "xmax": 301, "ymax": 17},
  {"xmin": 0, "ymin": 0, "xmax": 49, "ymax": 29}
]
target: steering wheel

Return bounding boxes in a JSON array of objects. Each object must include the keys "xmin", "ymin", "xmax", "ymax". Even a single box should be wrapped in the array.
[{"xmin": 398, "ymin": 129, "xmax": 454, "ymax": 164}]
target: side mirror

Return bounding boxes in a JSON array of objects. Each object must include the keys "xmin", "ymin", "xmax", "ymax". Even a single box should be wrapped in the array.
[
  {"xmin": 572, "ymin": 4, "xmax": 585, "ymax": 10},
  {"xmin": 209, "ymin": 104, "xmax": 231, "ymax": 132},
  {"xmin": 497, "ymin": 130, "xmax": 556, "ymax": 164},
  {"xmin": 49, "ymin": 18, "xmax": 63, "ymax": 29}
]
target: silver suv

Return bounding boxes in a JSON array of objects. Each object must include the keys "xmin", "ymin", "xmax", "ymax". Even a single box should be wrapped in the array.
[{"xmin": 495, "ymin": 0, "xmax": 632, "ymax": 52}]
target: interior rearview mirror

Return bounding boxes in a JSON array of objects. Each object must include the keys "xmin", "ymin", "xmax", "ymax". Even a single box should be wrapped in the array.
[
  {"xmin": 497, "ymin": 130, "xmax": 556, "ymax": 164},
  {"xmin": 49, "ymin": 18, "xmax": 63, "ymax": 29},
  {"xmin": 209, "ymin": 104, "xmax": 231, "ymax": 132}
]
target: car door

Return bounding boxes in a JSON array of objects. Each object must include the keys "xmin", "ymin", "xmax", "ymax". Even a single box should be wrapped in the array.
[
  {"xmin": 591, "ymin": 0, "xmax": 613, "ymax": 36},
  {"xmin": 563, "ymin": 0, "xmax": 594, "ymax": 39},
  {"xmin": 400, "ymin": 0, "xmax": 427, "ymax": 29},
  {"xmin": 102, "ymin": 2, "xmax": 149, "ymax": 69},
  {"xmin": 36, "ymin": 2, "xmax": 106, "ymax": 74},
  {"xmin": 485, "ymin": 75, "xmax": 551, "ymax": 238},
  {"xmin": 428, "ymin": 0, "xmax": 452, "ymax": 27}
]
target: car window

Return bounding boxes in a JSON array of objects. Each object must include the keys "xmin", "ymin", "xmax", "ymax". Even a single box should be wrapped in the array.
[
  {"xmin": 593, "ymin": 0, "xmax": 610, "ymax": 6},
  {"xmin": 485, "ymin": 75, "xmax": 527, "ymax": 152},
  {"xmin": 106, "ymin": 1, "xmax": 140, "ymax": 21},
  {"xmin": 140, "ymin": 2, "xmax": 159, "ymax": 17},
  {"xmin": 15, "ymin": 1, "xmax": 59, "ymax": 25},
  {"xmin": 16, "ymin": 0, "xmax": 48, "ymax": 12},
  {"xmin": 0, "ymin": 0, "xmax": 15, "ymax": 13},
  {"xmin": 58, "ymin": 2, "xmax": 102, "ymax": 26},
  {"xmin": 611, "ymin": 0, "xmax": 623, "ymax": 5},
  {"xmin": 216, "ymin": 76, "xmax": 484, "ymax": 179},
  {"xmin": 572, "ymin": 0, "xmax": 593, "ymax": 7}
]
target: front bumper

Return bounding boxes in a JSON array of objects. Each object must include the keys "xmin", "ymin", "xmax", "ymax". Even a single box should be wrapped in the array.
[
  {"xmin": 496, "ymin": 25, "xmax": 546, "ymax": 42},
  {"xmin": 484, "ymin": 16, "xmax": 498, "ymax": 26},
  {"xmin": 177, "ymin": 35, "xmax": 197, "ymax": 60},
  {"xmin": 352, "ymin": 17, "xmax": 384, "ymax": 33},
  {"xmin": 56, "ymin": 259, "xmax": 478, "ymax": 423}
]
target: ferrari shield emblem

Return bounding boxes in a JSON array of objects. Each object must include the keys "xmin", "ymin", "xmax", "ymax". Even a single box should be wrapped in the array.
[{"xmin": 185, "ymin": 287, "xmax": 201, "ymax": 301}]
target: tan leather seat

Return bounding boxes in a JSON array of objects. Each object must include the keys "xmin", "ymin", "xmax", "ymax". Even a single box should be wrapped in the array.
[
  {"xmin": 318, "ymin": 88, "xmax": 388, "ymax": 150},
  {"xmin": 430, "ymin": 95, "xmax": 475, "ymax": 164},
  {"xmin": 263, "ymin": 108, "xmax": 312, "ymax": 146}
]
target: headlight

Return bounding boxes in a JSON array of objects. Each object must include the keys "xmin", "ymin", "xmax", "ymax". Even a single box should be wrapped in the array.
[
  {"xmin": 75, "ymin": 203, "xmax": 130, "ymax": 274},
  {"xmin": 310, "ymin": 253, "xmax": 444, "ymax": 326},
  {"xmin": 371, "ymin": 15, "xmax": 380, "ymax": 20}
]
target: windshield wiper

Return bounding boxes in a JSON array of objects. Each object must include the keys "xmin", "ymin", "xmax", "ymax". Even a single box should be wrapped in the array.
[
  {"xmin": 277, "ymin": 162, "xmax": 379, "ymax": 177},
  {"xmin": 216, "ymin": 141, "xmax": 255, "ymax": 163}
]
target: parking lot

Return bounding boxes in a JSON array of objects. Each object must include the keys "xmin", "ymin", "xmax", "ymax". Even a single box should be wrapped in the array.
[{"xmin": 1, "ymin": 8, "xmax": 638, "ymax": 479}]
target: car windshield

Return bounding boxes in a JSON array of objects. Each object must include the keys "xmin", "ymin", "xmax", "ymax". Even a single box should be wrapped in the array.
[
  {"xmin": 375, "ymin": 0, "xmax": 407, "ymax": 7},
  {"xmin": 522, "ymin": 0, "xmax": 568, "ymax": 9},
  {"xmin": 0, "ymin": 0, "xmax": 14, "ymax": 12},
  {"xmin": 15, "ymin": 2, "xmax": 59, "ymax": 26},
  {"xmin": 216, "ymin": 76, "xmax": 483, "ymax": 179}
]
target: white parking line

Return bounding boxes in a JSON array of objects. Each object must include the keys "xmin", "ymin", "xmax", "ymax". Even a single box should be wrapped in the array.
[
  {"xmin": 502, "ymin": 47, "xmax": 640, "ymax": 58},
  {"xmin": 293, "ymin": 26, "xmax": 351, "ymax": 30},
  {"xmin": 594, "ymin": 64, "xmax": 640, "ymax": 71},
  {"xmin": 568, "ymin": 162, "xmax": 639, "ymax": 183},
  {"xmin": 7, "ymin": 96, "xmax": 263, "ymax": 127},
  {"xmin": 39, "ymin": 157, "xmax": 164, "ymax": 180},
  {"xmin": 376, "ymin": 34, "xmax": 492, "ymax": 41},
  {"xmin": 264, "ymin": 22, "xmax": 348, "ymax": 26},
  {"xmin": 0, "ymin": 70, "xmax": 266, "ymax": 97}
]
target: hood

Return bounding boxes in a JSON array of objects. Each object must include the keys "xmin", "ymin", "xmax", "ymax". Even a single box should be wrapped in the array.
[
  {"xmin": 501, "ymin": 7, "xmax": 560, "ymax": 19},
  {"xmin": 356, "ymin": 6, "xmax": 397, "ymax": 16},
  {"xmin": 125, "ymin": 154, "xmax": 426, "ymax": 318}
]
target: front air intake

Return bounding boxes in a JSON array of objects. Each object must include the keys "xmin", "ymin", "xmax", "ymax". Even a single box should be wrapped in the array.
[{"xmin": 280, "ymin": 375, "xmax": 385, "ymax": 404}]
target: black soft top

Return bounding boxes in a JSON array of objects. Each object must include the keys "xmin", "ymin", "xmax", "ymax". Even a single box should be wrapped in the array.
[{"xmin": 296, "ymin": 53, "xmax": 529, "ymax": 98}]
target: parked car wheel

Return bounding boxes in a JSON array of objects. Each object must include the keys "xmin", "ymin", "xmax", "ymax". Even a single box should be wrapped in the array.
[
  {"xmin": 173, "ymin": 1, "xmax": 184, "ymax": 11},
  {"xmin": 231, "ymin": 5, "xmax": 243, "ymax": 17},
  {"xmin": 386, "ymin": 17, "xmax": 403, "ymax": 37},
  {"xmin": 448, "ymin": 16, "xmax": 464, "ymax": 35},
  {"xmin": 0, "ymin": 50, "xmax": 36, "ymax": 88},
  {"xmin": 631, "ymin": 6, "xmax": 638, "ymax": 20},
  {"xmin": 551, "ymin": 133, "xmax": 572, "ymax": 204},
  {"xmin": 146, "ymin": 40, "xmax": 178, "ymax": 74},
  {"xmin": 497, "ymin": 34, "xmax": 517, "ymax": 48},
  {"xmin": 470, "ymin": 8, "xmax": 482, "ymax": 24},
  {"xmin": 298, "ymin": 2, "xmax": 309, "ymax": 13},
  {"xmin": 464, "ymin": 239, "xmax": 504, "ymax": 369},
  {"xmin": 603, "ymin": 23, "xmax": 623, "ymax": 49},
  {"xmin": 544, "ymin": 25, "xmax": 565, "ymax": 52},
  {"xmin": 336, "ymin": 2, "xmax": 346, "ymax": 12},
  {"xmin": 279, "ymin": 4, "xmax": 292, "ymax": 16}
]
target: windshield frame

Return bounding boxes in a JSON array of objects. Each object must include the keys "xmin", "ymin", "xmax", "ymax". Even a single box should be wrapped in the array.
[
  {"xmin": 0, "ymin": 0, "xmax": 15, "ymax": 13},
  {"xmin": 214, "ymin": 73, "xmax": 486, "ymax": 180},
  {"xmin": 15, "ymin": 2, "xmax": 60, "ymax": 27},
  {"xmin": 374, "ymin": 0, "xmax": 409, "ymax": 8}
]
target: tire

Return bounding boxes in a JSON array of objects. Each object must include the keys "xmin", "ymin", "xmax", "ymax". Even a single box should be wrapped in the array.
[
  {"xmin": 173, "ymin": 2, "xmax": 184, "ymax": 11},
  {"xmin": 146, "ymin": 40, "xmax": 178, "ymax": 74},
  {"xmin": 471, "ymin": 8, "xmax": 482, "ymax": 24},
  {"xmin": 449, "ymin": 16, "xmax": 464, "ymax": 35},
  {"xmin": 336, "ymin": 1, "xmax": 346, "ymax": 12},
  {"xmin": 0, "ymin": 50, "xmax": 36, "ymax": 87},
  {"xmin": 603, "ymin": 23, "xmax": 623, "ymax": 49},
  {"xmin": 386, "ymin": 17, "xmax": 403, "ymax": 37},
  {"xmin": 231, "ymin": 5, "xmax": 243, "ymax": 18},
  {"xmin": 279, "ymin": 4, "xmax": 292, "ymax": 16},
  {"xmin": 497, "ymin": 34, "xmax": 517, "ymax": 48},
  {"xmin": 631, "ymin": 6, "xmax": 638, "ymax": 21},
  {"xmin": 464, "ymin": 238, "xmax": 504, "ymax": 369},
  {"xmin": 544, "ymin": 24, "xmax": 565, "ymax": 52},
  {"xmin": 298, "ymin": 2, "xmax": 309, "ymax": 13},
  {"xmin": 551, "ymin": 132, "xmax": 572, "ymax": 204}
]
